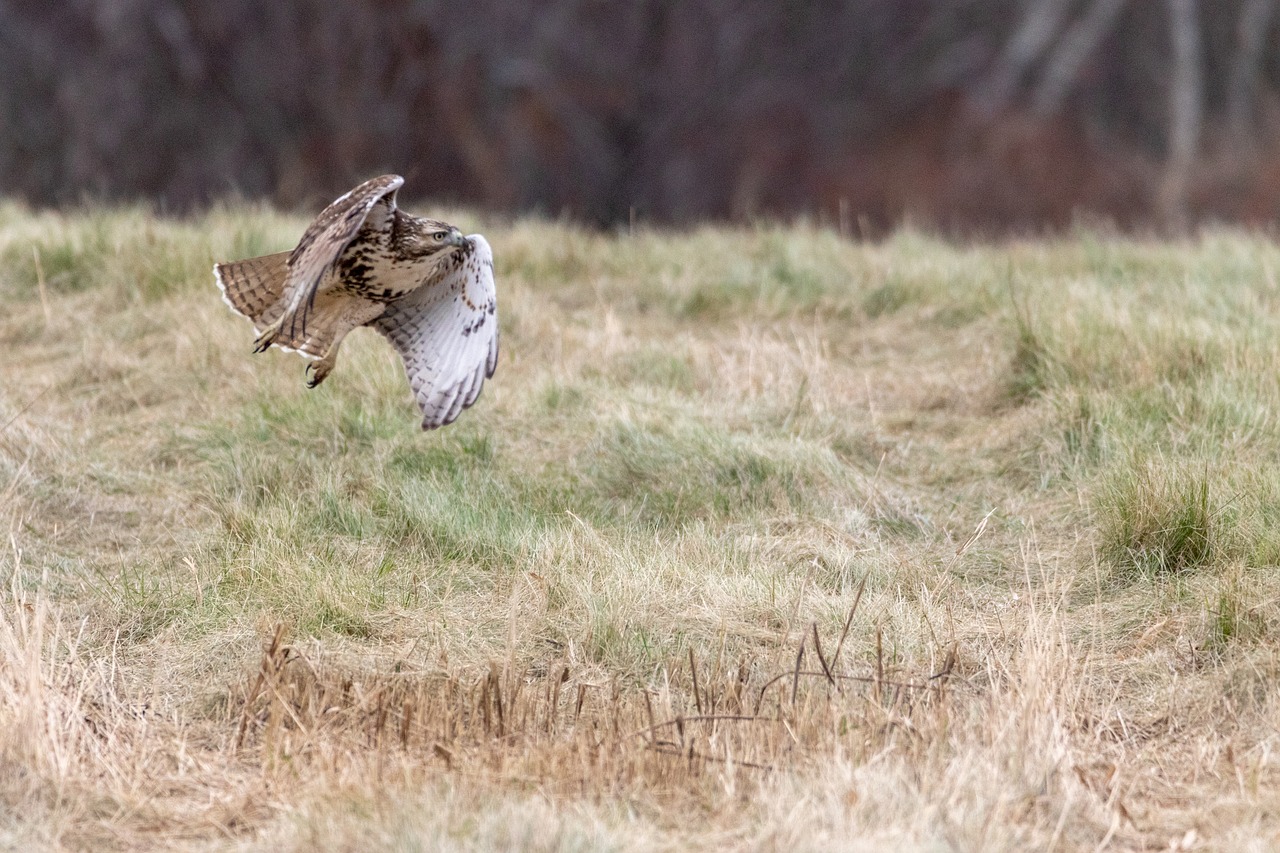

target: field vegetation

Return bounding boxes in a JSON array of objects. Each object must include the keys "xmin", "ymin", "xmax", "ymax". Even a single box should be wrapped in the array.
[{"xmin": 3, "ymin": 203, "xmax": 1280, "ymax": 849}]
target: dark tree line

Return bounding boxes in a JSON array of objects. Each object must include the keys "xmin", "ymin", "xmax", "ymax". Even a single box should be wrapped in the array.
[{"xmin": 3, "ymin": 0, "xmax": 1280, "ymax": 231}]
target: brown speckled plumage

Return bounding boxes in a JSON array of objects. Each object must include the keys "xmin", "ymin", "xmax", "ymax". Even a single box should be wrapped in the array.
[{"xmin": 214, "ymin": 174, "xmax": 499, "ymax": 430}]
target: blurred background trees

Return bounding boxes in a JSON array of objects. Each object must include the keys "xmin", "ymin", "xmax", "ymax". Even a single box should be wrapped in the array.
[{"xmin": 3, "ymin": 0, "xmax": 1280, "ymax": 232}]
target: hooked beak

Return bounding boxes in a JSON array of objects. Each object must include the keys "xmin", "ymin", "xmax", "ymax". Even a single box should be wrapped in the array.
[{"xmin": 449, "ymin": 231, "xmax": 468, "ymax": 248}]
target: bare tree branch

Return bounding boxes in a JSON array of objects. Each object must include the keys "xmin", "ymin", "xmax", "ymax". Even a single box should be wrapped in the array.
[
  {"xmin": 975, "ymin": 0, "xmax": 1075, "ymax": 115},
  {"xmin": 1158, "ymin": 0, "xmax": 1204, "ymax": 231},
  {"xmin": 1032, "ymin": 0, "xmax": 1128, "ymax": 115},
  {"xmin": 1227, "ymin": 0, "xmax": 1278, "ymax": 144}
]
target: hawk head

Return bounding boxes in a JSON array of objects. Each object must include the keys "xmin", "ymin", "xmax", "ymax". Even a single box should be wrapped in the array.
[{"xmin": 397, "ymin": 215, "xmax": 468, "ymax": 259}]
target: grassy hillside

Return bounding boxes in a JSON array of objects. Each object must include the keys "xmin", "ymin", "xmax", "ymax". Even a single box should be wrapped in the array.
[{"xmin": 3, "ymin": 203, "xmax": 1280, "ymax": 850}]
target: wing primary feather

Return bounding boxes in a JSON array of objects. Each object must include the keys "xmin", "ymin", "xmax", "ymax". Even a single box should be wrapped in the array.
[
  {"xmin": 304, "ymin": 272, "xmax": 320, "ymax": 323},
  {"xmin": 445, "ymin": 382, "xmax": 467, "ymax": 425},
  {"xmin": 464, "ymin": 367, "xmax": 482, "ymax": 404},
  {"xmin": 462, "ymin": 367, "xmax": 482, "ymax": 407},
  {"xmin": 437, "ymin": 383, "xmax": 463, "ymax": 423}
]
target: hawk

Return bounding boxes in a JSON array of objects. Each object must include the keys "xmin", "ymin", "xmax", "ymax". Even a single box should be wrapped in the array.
[{"xmin": 214, "ymin": 175, "xmax": 498, "ymax": 430}]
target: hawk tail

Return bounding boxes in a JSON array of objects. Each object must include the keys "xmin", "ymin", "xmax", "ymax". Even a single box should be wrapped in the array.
[
  {"xmin": 214, "ymin": 251, "xmax": 290, "ymax": 327},
  {"xmin": 215, "ymin": 251, "xmax": 348, "ymax": 360}
]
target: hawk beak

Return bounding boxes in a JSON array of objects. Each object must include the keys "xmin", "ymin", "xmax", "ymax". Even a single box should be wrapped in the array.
[{"xmin": 450, "ymin": 232, "xmax": 467, "ymax": 248}]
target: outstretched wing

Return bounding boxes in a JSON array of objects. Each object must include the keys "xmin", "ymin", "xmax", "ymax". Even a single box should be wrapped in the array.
[
  {"xmin": 277, "ymin": 174, "xmax": 404, "ymax": 337},
  {"xmin": 372, "ymin": 234, "xmax": 499, "ymax": 430}
]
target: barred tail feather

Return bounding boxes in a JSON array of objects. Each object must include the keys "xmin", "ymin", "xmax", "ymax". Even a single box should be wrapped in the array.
[
  {"xmin": 268, "ymin": 301, "xmax": 341, "ymax": 360},
  {"xmin": 214, "ymin": 251, "xmax": 291, "ymax": 328}
]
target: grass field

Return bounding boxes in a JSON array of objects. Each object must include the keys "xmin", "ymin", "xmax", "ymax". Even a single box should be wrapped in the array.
[{"xmin": 3, "ymin": 202, "xmax": 1280, "ymax": 851}]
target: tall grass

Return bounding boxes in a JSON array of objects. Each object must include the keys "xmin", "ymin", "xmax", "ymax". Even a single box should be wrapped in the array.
[{"xmin": 4, "ymin": 207, "xmax": 1280, "ymax": 848}]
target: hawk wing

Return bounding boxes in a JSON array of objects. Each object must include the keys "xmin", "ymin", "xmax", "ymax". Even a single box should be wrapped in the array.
[
  {"xmin": 277, "ymin": 174, "xmax": 404, "ymax": 340},
  {"xmin": 372, "ymin": 234, "xmax": 499, "ymax": 430}
]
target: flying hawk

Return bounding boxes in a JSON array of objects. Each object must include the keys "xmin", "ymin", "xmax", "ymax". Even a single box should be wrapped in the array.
[{"xmin": 214, "ymin": 175, "xmax": 498, "ymax": 430}]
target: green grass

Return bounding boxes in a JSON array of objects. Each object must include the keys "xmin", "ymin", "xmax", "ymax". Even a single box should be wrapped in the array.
[
  {"xmin": 5, "ymin": 204, "xmax": 1280, "ymax": 849},
  {"xmin": 1097, "ymin": 460, "xmax": 1224, "ymax": 579}
]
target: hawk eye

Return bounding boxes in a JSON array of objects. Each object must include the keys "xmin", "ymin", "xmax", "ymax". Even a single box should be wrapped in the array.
[{"xmin": 432, "ymin": 231, "xmax": 449, "ymax": 241}]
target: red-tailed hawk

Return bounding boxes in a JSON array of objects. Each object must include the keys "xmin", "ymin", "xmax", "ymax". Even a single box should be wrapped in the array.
[{"xmin": 214, "ymin": 175, "xmax": 498, "ymax": 430}]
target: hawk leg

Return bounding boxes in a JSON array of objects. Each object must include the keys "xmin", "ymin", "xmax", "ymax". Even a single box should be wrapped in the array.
[
  {"xmin": 305, "ymin": 349, "xmax": 339, "ymax": 388},
  {"xmin": 253, "ymin": 317, "xmax": 285, "ymax": 353},
  {"xmin": 300, "ymin": 298, "xmax": 388, "ymax": 389}
]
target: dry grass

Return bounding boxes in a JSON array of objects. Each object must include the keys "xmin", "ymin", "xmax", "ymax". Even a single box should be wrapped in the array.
[{"xmin": 4, "ymin": 202, "xmax": 1280, "ymax": 849}]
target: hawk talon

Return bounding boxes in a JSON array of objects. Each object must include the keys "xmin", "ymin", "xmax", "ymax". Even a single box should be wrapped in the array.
[
  {"xmin": 305, "ymin": 357, "xmax": 334, "ymax": 389},
  {"xmin": 253, "ymin": 318, "xmax": 285, "ymax": 353},
  {"xmin": 253, "ymin": 331, "xmax": 276, "ymax": 353}
]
